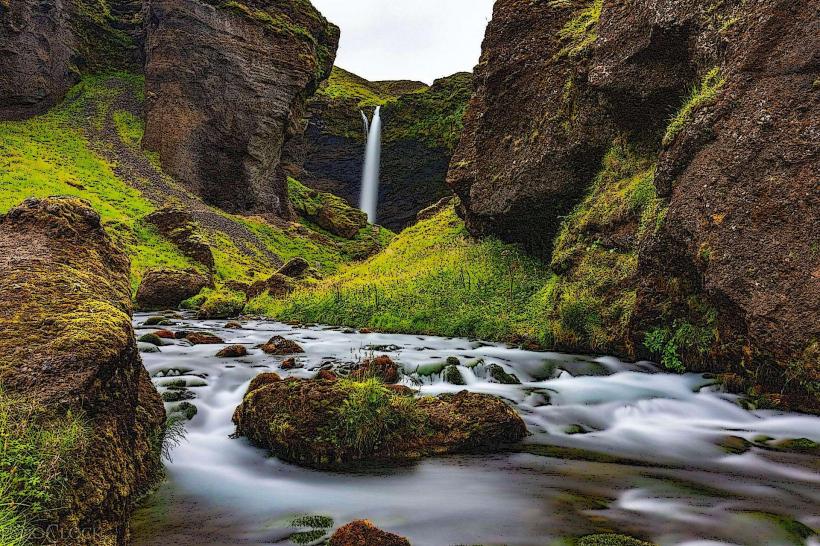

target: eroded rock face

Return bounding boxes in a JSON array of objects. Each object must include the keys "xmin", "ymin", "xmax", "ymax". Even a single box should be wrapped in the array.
[
  {"xmin": 143, "ymin": 0, "xmax": 340, "ymax": 215},
  {"xmin": 232, "ymin": 376, "xmax": 527, "ymax": 469},
  {"xmin": 135, "ymin": 268, "xmax": 212, "ymax": 310},
  {"xmin": 144, "ymin": 206, "xmax": 215, "ymax": 269},
  {"xmin": 0, "ymin": 0, "xmax": 144, "ymax": 120},
  {"xmin": 0, "ymin": 197, "xmax": 165, "ymax": 543}
]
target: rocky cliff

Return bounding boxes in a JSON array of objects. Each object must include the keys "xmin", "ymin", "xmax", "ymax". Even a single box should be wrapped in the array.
[
  {"xmin": 0, "ymin": 0, "xmax": 144, "ymax": 120},
  {"xmin": 449, "ymin": 0, "xmax": 819, "ymax": 409},
  {"xmin": 290, "ymin": 67, "xmax": 472, "ymax": 231},
  {"xmin": 0, "ymin": 197, "xmax": 165, "ymax": 543},
  {"xmin": 143, "ymin": 0, "xmax": 340, "ymax": 216}
]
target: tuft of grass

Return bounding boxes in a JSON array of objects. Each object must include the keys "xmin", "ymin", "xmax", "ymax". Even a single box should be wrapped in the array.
[
  {"xmin": 554, "ymin": 0, "xmax": 603, "ymax": 60},
  {"xmin": 643, "ymin": 297, "xmax": 718, "ymax": 373},
  {"xmin": 253, "ymin": 203, "xmax": 553, "ymax": 342},
  {"xmin": 663, "ymin": 67, "xmax": 725, "ymax": 146}
]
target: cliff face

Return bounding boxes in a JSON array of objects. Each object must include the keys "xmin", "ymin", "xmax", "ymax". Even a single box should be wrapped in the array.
[
  {"xmin": 0, "ymin": 0, "xmax": 143, "ymax": 120},
  {"xmin": 291, "ymin": 68, "xmax": 472, "ymax": 231},
  {"xmin": 143, "ymin": 0, "xmax": 340, "ymax": 216},
  {"xmin": 450, "ymin": 0, "xmax": 819, "ymax": 408},
  {"xmin": 0, "ymin": 197, "xmax": 165, "ymax": 543}
]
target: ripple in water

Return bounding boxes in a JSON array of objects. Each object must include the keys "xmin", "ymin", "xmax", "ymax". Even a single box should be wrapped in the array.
[{"xmin": 131, "ymin": 315, "xmax": 820, "ymax": 546}]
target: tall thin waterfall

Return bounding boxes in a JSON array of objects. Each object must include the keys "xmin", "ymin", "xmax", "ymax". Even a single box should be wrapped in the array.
[
  {"xmin": 360, "ymin": 110, "xmax": 370, "ymax": 137},
  {"xmin": 359, "ymin": 106, "xmax": 382, "ymax": 224}
]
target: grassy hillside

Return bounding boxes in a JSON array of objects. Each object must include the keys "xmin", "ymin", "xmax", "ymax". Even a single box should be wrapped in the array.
[
  {"xmin": 0, "ymin": 73, "xmax": 387, "ymax": 293},
  {"xmin": 249, "ymin": 203, "xmax": 557, "ymax": 342}
]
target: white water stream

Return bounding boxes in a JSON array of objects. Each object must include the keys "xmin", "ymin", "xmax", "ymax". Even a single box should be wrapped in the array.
[
  {"xmin": 131, "ymin": 315, "xmax": 820, "ymax": 546},
  {"xmin": 359, "ymin": 106, "xmax": 382, "ymax": 223}
]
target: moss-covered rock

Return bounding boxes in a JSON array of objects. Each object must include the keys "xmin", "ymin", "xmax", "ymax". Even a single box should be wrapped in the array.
[
  {"xmin": 350, "ymin": 355, "xmax": 401, "ymax": 384},
  {"xmin": 0, "ymin": 197, "xmax": 165, "ymax": 544},
  {"xmin": 136, "ymin": 268, "xmax": 213, "ymax": 311},
  {"xmin": 232, "ymin": 376, "xmax": 527, "ymax": 469},
  {"xmin": 261, "ymin": 336, "xmax": 305, "ymax": 355},
  {"xmin": 197, "ymin": 288, "xmax": 246, "ymax": 319},
  {"xmin": 329, "ymin": 520, "xmax": 410, "ymax": 546},
  {"xmin": 216, "ymin": 345, "xmax": 250, "ymax": 358}
]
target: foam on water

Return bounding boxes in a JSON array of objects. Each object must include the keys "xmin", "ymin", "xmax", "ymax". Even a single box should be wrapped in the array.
[{"xmin": 132, "ymin": 316, "xmax": 820, "ymax": 546}]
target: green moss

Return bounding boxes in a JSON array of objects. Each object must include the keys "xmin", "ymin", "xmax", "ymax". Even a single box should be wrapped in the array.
[
  {"xmin": 554, "ymin": 0, "xmax": 603, "ymax": 60},
  {"xmin": 663, "ymin": 67, "xmax": 726, "ymax": 146},
  {"xmin": 113, "ymin": 110, "xmax": 143, "ymax": 147},
  {"xmin": 319, "ymin": 67, "xmax": 408, "ymax": 108},
  {"xmin": 253, "ymin": 203, "xmax": 553, "ymax": 341},
  {"xmin": 643, "ymin": 298, "xmax": 718, "ymax": 373},
  {"xmin": 543, "ymin": 137, "xmax": 658, "ymax": 352},
  {"xmin": 197, "ymin": 289, "xmax": 246, "ymax": 319}
]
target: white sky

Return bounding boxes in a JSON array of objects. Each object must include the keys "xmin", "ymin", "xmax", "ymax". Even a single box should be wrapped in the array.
[{"xmin": 311, "ymin": 0, "xmax": 496, "ymax": 84}]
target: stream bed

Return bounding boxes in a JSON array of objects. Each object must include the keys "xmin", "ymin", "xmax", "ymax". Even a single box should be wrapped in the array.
[{"xmin": 130, "ymin": 314, "xmax": 820, "ymax": 546}]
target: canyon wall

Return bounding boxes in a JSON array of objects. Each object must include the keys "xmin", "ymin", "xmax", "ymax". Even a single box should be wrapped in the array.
[
  {"xmin": 450, "ymin": 0, "xmax": 819, "ymax": 409},
  {"xmin": 143, "ymin": 0, "xmax": 340, "ymax": 216},
  {"xmin": 290, "ymin": 68, "xmax": 472, "ymax": 231},
  {"xmin": 0, "ymin": 197, "xmax": 166, "ymax": 543}
]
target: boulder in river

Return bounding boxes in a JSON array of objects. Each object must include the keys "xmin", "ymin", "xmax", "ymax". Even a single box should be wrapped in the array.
[
  {"xmin": 183, "ymin": 332, "xmax": 225, "ymax": 345},
  {"xmin": 329, "ymin": 520, "xmax": 410, "ymax": 546},
  {"xmin": 216, "ymin": 345, "xmax": 249, "ymax": 358},
  {"xmin": 232, "ymin": 375, "xmax": 526, "ymax": 469},
  {"xmin": 350, "ymin": 355, "xmax": 400, "ymax": 384},
  {"xmin": 135, "ymin": 268, "xmax": 212, "ymax": 311},
  {"xmin": 261, "ymin": 336, "xmax": 305, "ymax": 355}
]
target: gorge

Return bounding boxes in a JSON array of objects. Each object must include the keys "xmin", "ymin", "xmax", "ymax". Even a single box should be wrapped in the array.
[{"xmin": 0, "ymin": 0, "xmax": 817, "ymax": 545}]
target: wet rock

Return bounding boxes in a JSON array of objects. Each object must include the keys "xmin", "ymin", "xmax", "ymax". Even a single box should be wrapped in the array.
[
  {"xmin": 232, "ymin": 377, "xmax": 527, "ymax": 469},
  {"xmin": 278, "ymin": 257, "xmax": 310, "ymax": 279},
  {"xmin": 564, "ymin": 424, "xmax": 588, "ymax": 436},
  {"xmin": 351, "ymin": 355, "xmax": 400, "ymax": 384},
  {"xmin": 718, "ymin": 436, "xmax": 753, "ymax": 455},
  {"xmin": 138, "ymin": 333, "xmax": 164, "ymax": 347},
  {"xmin": 487, "ymin": 363, "xmax": 521, "ymax": 385},
  {"xmin": 225, "ymin": 321, "xmax": 243, "ymax": 329},
  {"xmin": 261, "ymin": 336, "xmax": 305, "ymax": 355},
  {"xmin": 446, "ymin": 356, "xmax": 461, "ymax": 366},
  {"xmin": 443, "ymin": 364, "xmax": 466, "ymax": 386},
  {"xmin": 248, "ymin": 372, "xmax": 282, "ymax": 393},
  {"xmin": 216, "ymin": 345, "xmax": 249, "ymax": 358},
  {"xmin": 143, "ymin": 0, "xmax": 339, "ymax": 216},
  {"xmin": 329, "ymin": 520, "xmax": 410, "ymax": 546},
  {"xmin": 183, "ymin": 332, "xmax": 224, "ymax": 345},
  {"xmin": 0, "ymin": 197, "xmax": 164, "ymax": 543},
  {"xmin": 770, "ymin": 438, "xmax": 820, "ymax": 455},
  {"xmin": 143, "ymin": 316, "xmax": 173, "ymax": 326},
  {"xmin": 135, "ymin": 268, "xmax": 212, "ymax": 311},
  {"xmin": 170, "ymin": 401, "xmax": 198, "ymax": 421},
  {"xmin": 281, "ymin": 358, "xmax": 299, "ymax": 370},
  {"xmin": 162, "ymin": 389, "xmax": 195, "ymax": 403},
  {"xmin": 153, "ymin": 329, "xmax": 176, "ymax": 340},
  {"xmin": 138, "ymin": 342, "xmax": 161, "ymax": 354}
]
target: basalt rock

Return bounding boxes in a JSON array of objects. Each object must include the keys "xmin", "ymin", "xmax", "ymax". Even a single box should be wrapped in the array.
[
  {"xmin": 291, "ymin": 68, "xmax": 472, "ymax": 231},
  {"xmin": 0, "ymin": 197, "xmax": 164, "ymax": 543},
  {"xmin": 135, "ymin": 268, "xmax": 212, "ymax": 311},
  {"xmin": 143, "ymin": 0, "xmax": 340, "ymax": 215},
  {"xmin": 329, "ymin": 520, "xmax": 410, "ymax": 546},
  {"xmin": 232, "ymin": 376, "xmax": 527, "ymax": 469}
]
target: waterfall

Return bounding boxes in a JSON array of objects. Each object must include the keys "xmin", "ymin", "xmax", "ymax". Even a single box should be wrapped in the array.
[
  {"xmin": 359, "ymin": 106, "xmax": 382, "ymax": 224},
  {"xmin": 360, "ymin": 110, "xmax": 370, "ymax": 137}
]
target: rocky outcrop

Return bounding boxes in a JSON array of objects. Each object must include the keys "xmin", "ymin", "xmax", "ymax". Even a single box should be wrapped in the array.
[
  {"xmin": 0, "ymin": 197, "xmax": 165, "ymax": 543},
  {"xmin": 0, "ymin": 0, "xmax": 144, "ymax": 120},
  {"xmin": 144, "ymin": 206, "xmax": 215, "ymax": 269},
  {"xmin": 329, "ymin": 520, "xmax": 410, "ymax": 546},
  {"xmin": 448, "ymin": 0, "xmax": 819, "ymax": 409},
  {"xmin": 291, "ymin": 68, "xmax": 472, "ymax": 231},
  {"xmin": 232, "ymin": 375, "xmax": 527, "ymax": 469},
  {"xmin": 143, "ymin": 0, "xmax": 340, "ymax": 215},
  {"xmin": 135, "ymin": 268, "xmax": 212, "ymax": 310}
]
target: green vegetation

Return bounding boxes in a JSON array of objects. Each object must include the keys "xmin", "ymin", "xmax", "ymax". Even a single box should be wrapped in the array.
[
  {"xmin": 554, "ymin": 0, "xmax": 603, "ymax": 59},
  {"xmin": 643, "ymin": 296, "xmax": 718, "ymax": 373},
  {"xmin": 197, "ymin": 288, "xmax": 246, "ymax": 319},
  {"xmin": 0, "ymin": 391, "xmax": 88, "ymax": 545},
  {"xmin": 253, "ymin": 204, "xmax": 554, "ymax": 341},
  {"xmin": 663, "ymin": 67, "xmax": 726, "ymax": 146},
  {"xmin": 319, "ymin": 67, "xmax": 412, "ymax": 108},
  {"xmin": 543, "ymin": 137, "xmax": 661, "ymax": 353}
]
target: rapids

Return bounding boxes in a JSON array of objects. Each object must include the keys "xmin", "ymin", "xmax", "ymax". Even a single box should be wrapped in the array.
[{"xmin": 131, "ymin": 315, "xmax": 820, "ymax": 546}]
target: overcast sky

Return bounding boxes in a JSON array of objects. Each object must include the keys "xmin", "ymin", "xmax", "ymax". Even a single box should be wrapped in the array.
[{"xmin": 311, "ymin": 0, "xmax": 496, "ymax": 84}]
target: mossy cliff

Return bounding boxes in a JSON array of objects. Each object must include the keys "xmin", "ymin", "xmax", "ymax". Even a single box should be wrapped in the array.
[
  {"xmin": 289, "ymin": 67, "xmax": 472, "ymax": 231},
  {"xmin": 0, "ymin": 197, "xmax": 165, "ymax": 544},
  {"xmin": 445, "ymin": 0, "xmax": 818, "ymax": 411}
]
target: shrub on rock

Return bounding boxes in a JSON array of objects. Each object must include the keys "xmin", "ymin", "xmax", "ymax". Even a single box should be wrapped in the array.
[
  {"xmin": 232, "ymin": 376, "xmax": 526, "ymax": 469},
  {"xmin": 329, "ymin": 520, "xmax": 410, "ymax": 546}
]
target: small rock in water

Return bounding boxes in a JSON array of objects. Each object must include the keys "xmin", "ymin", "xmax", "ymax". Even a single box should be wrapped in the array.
[
  {"xmin": 261, "ymin": 335, "xmax": 304, "ymax": 355},
  {"xmin": 281, "ymin": 357, "xmax": 299, "ymax": 370},
  {"xmin": 446, "ymin": 356, "xmax": 460, "ymax": 366},
  {"xmin": 770, "ymin": 437, "xmax": 820, "ymax": 454},
  {"xmin": 183, "ymin": 332, "xmax": 224, "ymax": 345},
  {"xmin": 564, "ymin": 424, "xmax": 588, "ymax": 435},
  {"xmin": 153, "ymin": 329, "xmax": 176, "ymax": 339},
  {"xmin": 170, "ymin": 401, "xmax": 198, "ymax": 421},
  {"xmin": 719, "ymin": 435, "xmax": 753, "ymax": 455},
  {"xmin": 225, "ymin": 320, "xmax": 243, "ymax": 329},
  {"xmin": 216, "ymin": 345, "xmax": 249, "ymax": 358},
  {"xmin": 487, "ymin": 363, "xmax": 521, "ymax": 385},
  {"xmin": 351, "ymin": 355, "xmax": 400, "ymax": 384},
  {"xmin": 162, "ymin": 389, "xmax": 195, "ymax": 403},
  {"xmin": 138, "ymin": 342, "xmax": 161, "ymax": 353},
  {"xmin": 443, "ymin": 364, "xmax": 466, "ymax": 385},
  {"xmin": 138, "ymin": 333, "xmax": 164, "ymax": 346},
  {"xmin": 143, "ymin": 316, "xmax": 172, "ymax": 326},
  {"xmin": 329, "ymin": 520, "xmax": 410, "ymax": 546}
]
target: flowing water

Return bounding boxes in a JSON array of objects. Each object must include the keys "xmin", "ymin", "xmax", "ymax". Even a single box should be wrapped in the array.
[
  {"xmin": 131, "ymin": 315, "xmax": 820, "ymax": 546},
  {"xmin": 359, "ymin": 106, "xmax": 382, "ymax": 223}
]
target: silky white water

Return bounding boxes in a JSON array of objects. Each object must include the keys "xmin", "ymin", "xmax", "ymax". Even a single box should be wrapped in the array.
[
  {"xmin": 131, "ymin": 315, "xmax": 820, "ymax": 546},
  {"xmin": 359, "ymin": 106, "xmax": 382, "ymax": 223}
]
